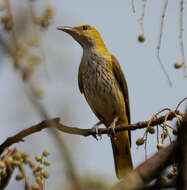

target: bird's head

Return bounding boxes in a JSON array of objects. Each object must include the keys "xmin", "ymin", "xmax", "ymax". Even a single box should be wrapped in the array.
[{"xmin": 57, "ymin": 24, "xmax": 106, "ymax": 51}]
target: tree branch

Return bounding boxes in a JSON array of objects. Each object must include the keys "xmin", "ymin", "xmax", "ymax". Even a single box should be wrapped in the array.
[
  {"xmin": 177, "ymin": 109, "xmax": 187, "ymax": 190},
  {"xmin": 140, "ymin": 179, "xmax": 176, "ymax": 190},
  {"xmin": 0, "ymin": 110, "xmax": 180, "ymax": 155},
  {"xmin": 111, "ymin": 142, "xmax": 177, "ymax": 190}
]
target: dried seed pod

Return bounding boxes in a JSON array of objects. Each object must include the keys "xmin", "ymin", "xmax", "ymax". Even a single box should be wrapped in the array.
[
  {"xmin": 40, "ymin": 18, "xmax": 50, "ymax": 28},
  {"xmin": 15, "ymin": 173, "xmax": 24, "ymax": 181},
  {"xmin": 136, "ymin": 138, "xmax": 145, "ymax": 146},
  {"xmin": 147, "ymin": 127, "xmax": 155, "ymax": 134},
  {"xmin": 36, "ymin": 176, "xmax": 43, "ymax": 185},
  {"xmin": 44, "ymin": 6, "xmax": 55, "ymax": 19},
  {"xmin": 174, "ymin": 62, "xmax": 183, "ymax": 69},
  {"xmin": 12, "ymin": 160, "xmax": 21, "ymax": 167},
  {"xmin": 21, "ymin": 152, "xmax": 28, "ymax": 159},
  {"xmin": 43, "ymin": 160, "xmax": 51, "ymax": 166},
  {"xmin": 157, "ymin": 143, "xmax": 164, "ymax": 150},
  {"xmin": 35, "ymin": 155, "xmax": 42, "ymax": 162},
  {"xmin": 0, "ymin": 3, "xmax": 6, "ymax": 11},
  {"xmin": 42, "ymin": 149, "xmax": 50, "ymax": 157},
  {"xmin": 4, "ymin": 20, "xmax": 13, "ymax": 31},
  {"xmin": 1, "ymin": 14, "xmax": 10, "ymax": 23},
  {"xmin": 6, "ymin": 156, "xmax": 13, "ymax": 164},
  {"xmin": 33, "ymin": 171, "xmax": 40, "ymax": 177},
  {"xmin": 31, "ymin": 184, "xmax": 40, "ymax": 190},
  {"xmin": 36, "ymin": 164, "xmax": 44, "ymax": 171},
  {"xmin": 13, "ymin": 152, "xmax": 22, "ymax": 160},
  {"xmin": 0, "ymin": 160, "xmax": 5, "ymax": 168},
  {"xmin": 138, "ymin": 34, "xmax": 145, "ymax": 43},
  {"xmin": 42, "ymin": 170, "xmax": 50, "ymax": 178},
  {"xmin": 1, "ymin": 170, "xmax": 7, "ymax": 178}
]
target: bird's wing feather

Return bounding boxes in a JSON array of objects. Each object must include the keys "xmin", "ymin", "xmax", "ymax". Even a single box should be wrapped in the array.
[
  {"xmin": 78, "ymin": 58, "xmax": 84, "ymax": 94},
  {"xmin": 111, "ymin": 55, "xmax": 131, "ymax": 145}
]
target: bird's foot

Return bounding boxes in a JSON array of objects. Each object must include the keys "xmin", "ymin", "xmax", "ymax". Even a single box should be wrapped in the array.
[
  {"xmin": 91, "ymin": 121, "xmax": 102, "ymax": 140},
  {"xmin": 108, "ymin": 117, "xmax": 118, "ymax": 137}
]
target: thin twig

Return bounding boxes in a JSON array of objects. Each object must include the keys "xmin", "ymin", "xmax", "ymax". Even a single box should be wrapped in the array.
[
  {"xmin": 139, "ymin": 0, "xmax": 147, "ymax": 36},
  {"xmin": 156, "ymin": 125, "xmax": 159, "ymax": 144},
  {"xmin": 156, "ymin": 0, "xmax": 172, "ymax": 87},
  {"xmin": 179, "ymin": 0, "xmax": 187, "ymax": 77},
  {"xmin": 131, "ymin": 0, "xmax": 135, "ymax": 13},
  {"xmin": 144, "ymin": 132, "xmax": 148, "ymax": 160},
  {"xmin": 27, "ymin": 0, "xmax": 49, "ymax": 77},
  {"xmin": 19, "ymin": 164, "xmax": 31, "ymax": 190},
  {"xmin": 176, "ymin": 97, "xmax": 187, "ymax": 110},
  {"xmin": 5, "ymin": 0, "xmax": 17, "ymax": 48}
]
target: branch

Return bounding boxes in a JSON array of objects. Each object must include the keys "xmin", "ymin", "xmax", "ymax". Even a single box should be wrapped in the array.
[
  {"xmin": 140, "ymin": 179, "xmax": 176, "ymax": 190},
  {"xmin": 111, "ymin": 142, "xmax": 177, "ymax": 190},
  {"xmin": 0, "ymin": 118, "xmax": 58, "ymax": 155},
  {"xmin": 0, "ymin": 149, "xmax": 17, "ymax": 190},
  {"xmin": 177, "ymin": 109, "xmax": 187, "ymax": 190},
  {"xmin": 0, "ymin": 110, "xmax": 179, "ymax": 155}
]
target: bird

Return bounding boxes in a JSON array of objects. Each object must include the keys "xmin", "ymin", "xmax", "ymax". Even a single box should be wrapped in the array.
[{"xmin": 57, "ymin": 24, "xmax": 133, "ymax": 179}]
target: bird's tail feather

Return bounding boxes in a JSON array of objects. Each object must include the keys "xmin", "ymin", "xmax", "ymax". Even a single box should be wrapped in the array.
[{"xmin": 111, "ymin": 130, "xmax": 133, "ymax": 179}]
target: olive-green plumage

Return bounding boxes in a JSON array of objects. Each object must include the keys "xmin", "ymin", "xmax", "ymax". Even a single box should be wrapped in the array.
[{"xmin": 57, "ymin": 24, "xmax": 133, "ymax": 179}]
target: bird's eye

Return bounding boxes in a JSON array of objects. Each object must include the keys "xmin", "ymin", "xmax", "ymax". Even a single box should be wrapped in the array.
[{"xmin": 82, "ymin": 25, "xmax": 88, "ymax": 30}]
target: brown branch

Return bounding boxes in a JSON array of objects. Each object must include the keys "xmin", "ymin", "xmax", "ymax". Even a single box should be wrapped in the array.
[
  {"xmin": 140, "ymin": 179, "xmax": 176, "ymax": 190},
  {"xmin": 0, "ymin": 149, "xmax": 17, "ymax": 190},
  {"xmin": 0, "ymin": 118, "xmax": 58, "ymax": 155},
  {"xmin": 0, "ymin": 110, "xmax": 178, "ymax": 156},
  {"xmin": 0, "ymin": 166, "xmax": 14, "ymax": 190},
  {"xmin": 177, "ymin": 109, "xmax": 187, "ymax": 190},
  {"xmin": 111, "ymin": 142, "xmax": 177, "ymax": 190}
]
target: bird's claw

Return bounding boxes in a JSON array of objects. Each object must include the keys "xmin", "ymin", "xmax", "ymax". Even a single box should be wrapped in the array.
[
  {"xmin": 108, "ymin": 125, "xmax": 116, "ymax": 137},
  {"xmin": 108, "ymin": 117, "xmax": 118, "ymax": 137},
  {"xmin": 91, "ymin": 122, "xmax": 102, "ymax": 140}
]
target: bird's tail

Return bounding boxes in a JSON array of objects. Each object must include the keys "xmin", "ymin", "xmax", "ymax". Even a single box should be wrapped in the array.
[{"xmin": 111, "ymin": 130, "xmax": 133, "ymax": 179}]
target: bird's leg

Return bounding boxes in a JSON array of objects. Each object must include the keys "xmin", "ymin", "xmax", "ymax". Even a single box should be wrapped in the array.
[
  {"xmin": 91, "ymin": 121, "xmax": 102, "ymax": 140},
  {"xmin": 108, "ymin": 117, "xmax": 118, "ymax": 137}
]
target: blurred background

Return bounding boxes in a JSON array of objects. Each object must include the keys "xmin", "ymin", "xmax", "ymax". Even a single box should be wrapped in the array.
[{"xmin": 0, "ymin": 0, "xmax": 186, "ymax": 189}]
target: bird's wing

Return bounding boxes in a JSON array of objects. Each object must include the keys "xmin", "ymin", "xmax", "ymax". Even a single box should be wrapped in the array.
[
  {"xmin": 78, "ymin": 58, "xmax": 84, "ymax": 94},
  {"xmin": 111, "ymin": 55, "xmax": 131, "ymax": 145}
]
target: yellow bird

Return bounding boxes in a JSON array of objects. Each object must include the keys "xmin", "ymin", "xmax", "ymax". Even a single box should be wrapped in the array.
[{"xmin": 57, "ymin": 24, "xmax": 133, "ymax": 179}]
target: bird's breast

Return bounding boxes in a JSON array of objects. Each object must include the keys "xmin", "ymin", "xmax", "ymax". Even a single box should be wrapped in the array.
[
  {"xmin": 81, "ymin": 53, "xmax": 125, "ymax": 125},
  {"xmin": 82, "ymin": 54, "xmax": 114, "ymax": 98}
]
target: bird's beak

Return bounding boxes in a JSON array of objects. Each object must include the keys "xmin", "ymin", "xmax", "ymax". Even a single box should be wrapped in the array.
[{"xmin": 57, "ymin": 26, "xmax": 78, "ymax": 36}]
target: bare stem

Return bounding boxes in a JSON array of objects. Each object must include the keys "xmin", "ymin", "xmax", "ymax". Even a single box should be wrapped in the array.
[
  {"xmin": 131, "ymin": 0, "xmax": 135, "ymax": 13},
  {"xmin": 139, "ymin": 0, "xmax": 147, "ymax": 35},
  {"xmin": 179, "ymin": 0, "xmax": 187, "ymax": 77},
  {"xmin": 5, "ymin": 0, "xmax": 17, "ymax": 48},
  {"xmin": 156, "ymin": 0, "xmax": 172, "ymax": 87}
]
